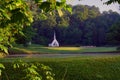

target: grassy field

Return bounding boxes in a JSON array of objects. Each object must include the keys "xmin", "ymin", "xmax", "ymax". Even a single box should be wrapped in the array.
[
  {"xmin": 0, "ymin": 44, "xmax": 120, "ymax": 80},
  {"xmin": 1, "ymin": 55, "xmax": 120, "ymax": 80},
  {"xmin": 9, "ymin": 44, "xmax": 118, "ymax": 54}
]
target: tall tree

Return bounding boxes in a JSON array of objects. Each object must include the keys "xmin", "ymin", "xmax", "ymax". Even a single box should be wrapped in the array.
[
  {"xmin": 0, "ymin": 0, "xmax": 71, "ymax": 53},
  {"xmin": 107, "ymin": 21, "xmax": 120, "ymax": 45},
  {"xmin": 0, "ymin": 0, "xmax": 33, "ymax": 53}
]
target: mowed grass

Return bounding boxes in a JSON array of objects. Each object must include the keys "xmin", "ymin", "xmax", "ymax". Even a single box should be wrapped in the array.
[
  {"xmin": 1, "ymin": 55, "xmax": 120, "ymax": 80},
  {"xmin": 1, "ymin": 44, "xmax": 119, "ymax": 80},
  {"xmin": 10, "ymin": 44, "xmax": 117, "ymax": 54}
]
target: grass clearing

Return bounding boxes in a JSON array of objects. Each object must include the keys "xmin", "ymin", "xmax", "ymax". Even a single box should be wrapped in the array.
[
  {"xmin": 9, "ymin": 44, "xmax": 118, "ymax": 54},
  {"xmin": 3, "ymin": 44, "xmax": 119, "ymax": 79},
  {"xmin": 1, "ymin": 55, "xmax": 120, "ymax": 80},
  {"xmin": 46, "ymin": 47, "xmax": 82, "ymax": 51}
]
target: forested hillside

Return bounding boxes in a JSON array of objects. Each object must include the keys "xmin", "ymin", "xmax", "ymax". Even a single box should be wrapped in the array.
[{"xmin": 17, "ymin": 5, "xmax": 120, "ymax": 46}]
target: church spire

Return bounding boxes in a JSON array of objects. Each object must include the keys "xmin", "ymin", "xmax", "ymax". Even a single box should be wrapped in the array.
[
  {"xmin": 54, "ymin": 31, "xmax": 56, "ymax": 40},
  {"xmin": 48, "ymin": 31, "xmax": 59, "ymax": 47}
]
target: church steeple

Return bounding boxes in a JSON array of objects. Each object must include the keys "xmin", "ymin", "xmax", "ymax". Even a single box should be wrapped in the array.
[
  {"xmin": 54, "ymin": 31, "xmax": 56, "ymax": 40},
  {"xmin": 48, "ymin": 31, "xmax": 59, "ymax": 47}
]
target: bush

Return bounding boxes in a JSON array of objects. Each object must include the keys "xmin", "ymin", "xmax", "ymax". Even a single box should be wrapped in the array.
[
  {"xmin": 1, "ymin": 57, "xmax": 120, "ymax": 80},
  {"xmin": 0, "ymin": 60, "xmax": 55, "ymax": 80}
]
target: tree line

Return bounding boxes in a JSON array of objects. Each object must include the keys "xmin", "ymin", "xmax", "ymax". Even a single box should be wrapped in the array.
[
  {"xmin": 0, "ymin": 0, "xmax": 120, "ymax": 53},
  {"xmin": 20, "ymin": 5, "xmax": 120, "ymax": 46}
]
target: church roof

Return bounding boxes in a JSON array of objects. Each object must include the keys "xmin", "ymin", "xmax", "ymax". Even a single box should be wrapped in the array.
[{"xmin": 49, "ymin": 31, "xmax": 59, "ymax": 47}]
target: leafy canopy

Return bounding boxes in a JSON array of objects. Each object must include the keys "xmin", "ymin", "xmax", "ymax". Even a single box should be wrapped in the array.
[
  {"xmin": 104, "ymin": 0, "xmax": 120, "ymax": 4},
  {"xmin": 0, "ymin": 0, "xmax": 70, "ymax": 54},
  {"xmin": 0, "ymin": 0, "xmax": 119, "ymax": 54}
]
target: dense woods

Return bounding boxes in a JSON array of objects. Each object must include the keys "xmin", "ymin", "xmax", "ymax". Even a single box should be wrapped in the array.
[
  {"xmin": 0, "ymin": 0, "xmax": 120, "ymax": 79},
  {"xmin": 0, "ymin": 0, "xmax": 120, "ymax": 53},
  {"xmin": 20, "ymin": 5, "xmax": 120, "ymax": 46}
]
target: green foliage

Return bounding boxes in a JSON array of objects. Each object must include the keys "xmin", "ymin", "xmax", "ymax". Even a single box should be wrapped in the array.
[
  {"xmin": 107, "ymin": 21, "xmax": 120, "ymax": 45},
  {"xmin": 104, "ymin": 0, "xmax": 120, "ymax": 4},
  {"xmin": 0, "ymin": 27, "xmax": 13, "ymax": 54},
  {"xmin": 0, "ymin": 0, "xmax": 33, "ymax": 53},
  {"xmin": 33, "ymin": 0, "xmax": 71, "ymax": 17},
  {"xmin": 0, "ymin": 63, "xmax": 5, "ymax": 76},
  {"xmin": 2, "ymin": 56, "xmax": 120, "ymax": 80},
  {"xmin": 33, "ymin": 5, "xmax": 120, "ymax": 46},
  {"xmin": 0, "ymin": 0, "xmax": 119, "ymax": 53},
  {"xmin": 15, "ymin": 26, "xmax": 36, "ymax": 46},
  {"xmin": 0, "ymin": 60, "xmax": 54, "ymax": 80},
  {"xmin": 0, "ymin": 0, "xmax": 70, "ymax": 54},
  {"xmin": 13, "ymin": 60, "xmax": 42, "ymax": 80}
]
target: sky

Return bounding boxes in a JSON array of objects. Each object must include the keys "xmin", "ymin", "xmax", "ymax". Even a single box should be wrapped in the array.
[{"xmin": 67, "ymin": 0, "xmax": 120, "ymax": 13}]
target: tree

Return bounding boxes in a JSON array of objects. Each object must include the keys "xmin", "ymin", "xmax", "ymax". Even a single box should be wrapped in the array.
[
  {"xmin": 15, "ymin": 26, "xmax": 36, "ymax": 46},
  {"xmin": 107, "ymin": 21, "xmax": 120, "ymax": 45},
  {"xmin": 0, "ymin": 0, "xmax": 71, "ymax": 54},
  {"xmin": 0, "ymin": 0, "xmax": 120, "ymax": 53},
  {"xmin": 0, "ymin": 0, "xmax": 33, "ymax": 53},
  {"xmin": 104, "ymin": 0, "xmax": 120, "ymax": 4},
  {"xmin": 31, "ymin": 4, "xmax": 120, "ymax": 46}
]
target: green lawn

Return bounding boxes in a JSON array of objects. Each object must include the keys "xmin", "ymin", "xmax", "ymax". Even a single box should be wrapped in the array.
[
  {"xmin": 0, "ymin": 44, "xmax": 119, "ymax": 80},
  {"xmin": 9, "ymin": 44, "xmax": 117, "ymax": 54},
  {"xmin": 1, "ymin": 55, "xmax": 120, "ymax": 80}
]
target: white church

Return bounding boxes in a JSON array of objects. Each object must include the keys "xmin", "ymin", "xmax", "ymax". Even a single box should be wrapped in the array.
[{"xmin": 48, "ymin": 32, "xmax": 59, "ymax": 47}]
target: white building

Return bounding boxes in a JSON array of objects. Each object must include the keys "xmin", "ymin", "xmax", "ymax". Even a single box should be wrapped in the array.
[{"xmin": 48, "ymin": 32, "xmax": 59, "ymax": 47}]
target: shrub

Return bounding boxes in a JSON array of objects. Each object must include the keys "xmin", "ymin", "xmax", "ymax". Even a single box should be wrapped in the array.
[
  {"xmin": 0, "ymin": 60, "xmax": 54, "ymax": 80},
  {"xmin": 1, "ymin": 57, "xmax": 120, "ymax": 80}
]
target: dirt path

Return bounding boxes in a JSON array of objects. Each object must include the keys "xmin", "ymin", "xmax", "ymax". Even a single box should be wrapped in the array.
[{"xmin": 6, "ymin": 52, "xmax": 120, "ymax": 58}]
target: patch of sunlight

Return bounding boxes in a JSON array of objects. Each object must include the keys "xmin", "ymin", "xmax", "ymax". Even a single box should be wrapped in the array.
[
  {"xmin": 14, "ymin": 48, "xmax": 32, "ymax": 54},
  {"xmin": 44, "ymin": 47, "xmax": 83, "ymax": 51},
  {"xmin": 0, "ymin": 52, "xmax": 5, "ymax": 58}
]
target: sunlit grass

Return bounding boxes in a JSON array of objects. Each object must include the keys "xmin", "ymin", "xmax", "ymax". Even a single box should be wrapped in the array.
[
  {"xmin": 44, "ymin": 47, "xmax": 117, "ymax": 52},
  {"xmin": 0, "ymin": 53, "xmax": 3, "ymax": 58},
  {"xmin": 0, "ymin": 52, "xmax": 6, "ymax": 58},
  {"xmin": 10, "ymin": 44, "xmax": 118, "ymax": 54},
  {"xmin": 45, "ymin": 47, "xmax": 83, "ymax": 51}
]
